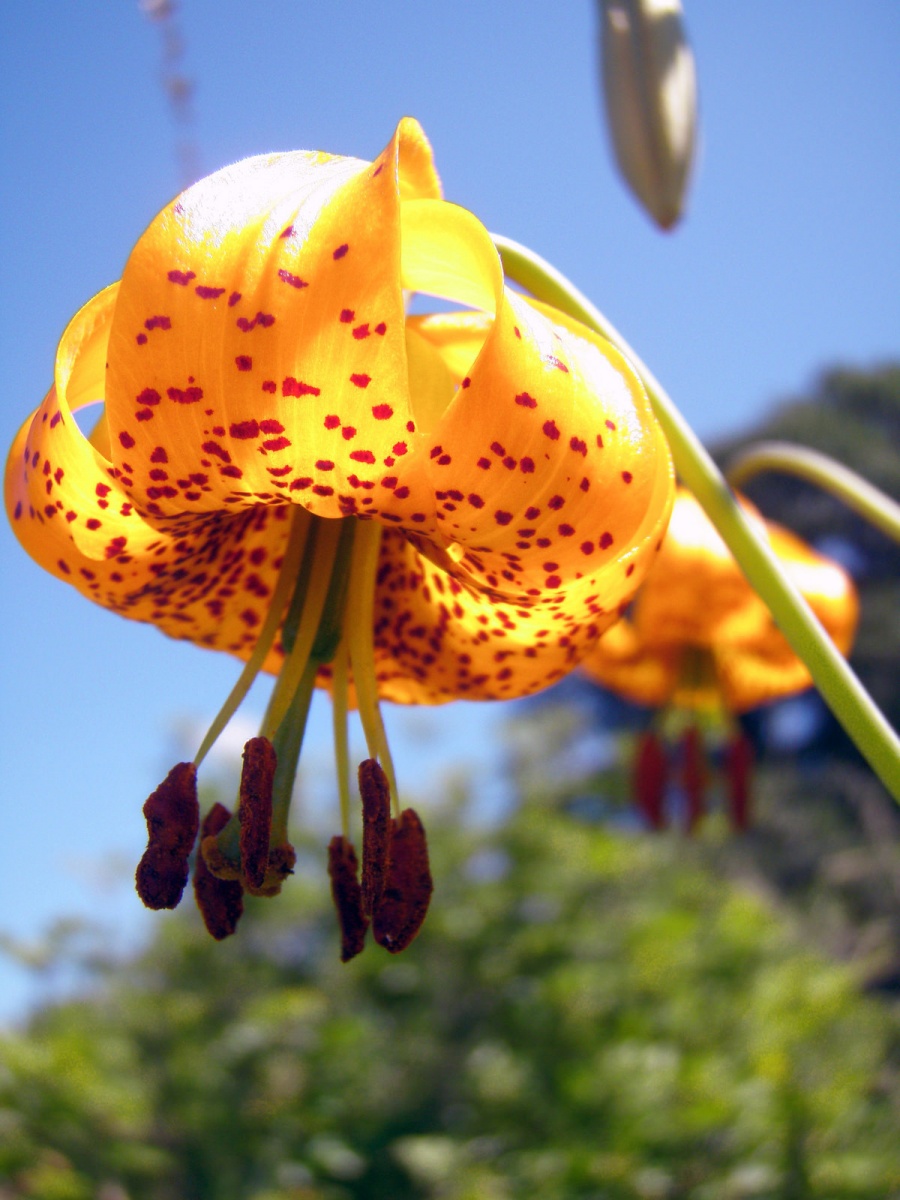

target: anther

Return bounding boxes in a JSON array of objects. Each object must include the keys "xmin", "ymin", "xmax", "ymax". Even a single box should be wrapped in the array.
[
  {"xmin": 238, "ymin": 736, "xmax": 277, "ymax": 890},
  {"xmin": 359, "ymin": 758, "xmax": 391, "ymax": 915},
  {"xmin": 725, "ymin": 733, "xmax": 754, "ymax": 832},
  {"xmin": 327, "ymin": 835, "xmax": 369, "ymax": 961},
  {"xmin": 682, "ymin": 726, "xmax": 706, "ymax": 834},
  {"xmin": 372, "ymin": 808, "xmax": 433, "ymax": 953},
  {"xmin": 135, "ymin": 761, "xmax": 199, "ymax": 910},
  {"xmin": 633, "ymin": 731, "xmax": 667, "ymax": 830},
  {"xmin": 193, "ymin": 802, "xmax": 244, "ymax": 939}
]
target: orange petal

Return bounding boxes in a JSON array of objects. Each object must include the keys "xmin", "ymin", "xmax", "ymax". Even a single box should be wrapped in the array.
[
  {"xmin": 102, "ymin": 120, "xmax": 440, "ymax": 520},
  {"xmin": 366, "ymin": 529, "xmax": 664, "ymax": 704}
]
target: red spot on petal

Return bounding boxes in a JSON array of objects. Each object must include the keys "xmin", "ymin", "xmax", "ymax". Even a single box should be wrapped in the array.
[
  {"xmin": 167, "ymin": 386, "xmax": 203, "ymax": 404},
  {"xmin": 350, "ymin": 450, "xmax": 375, "ymax": 463},
  {"xmin": 599, "ymin": 531, "xmax": 614, "ymax": 549},
  {"xmin": 278, "ymin": 269, "xmax": 307, "ymax": 289},
  {"xmin": 542, "ymin": 420, "xmax": 560, "ymax": 440},
  {"xmin": 235, "ymin": 355, "xmax": 252, "ymax": 371},
  {"xmin": 372, "ymin": 404, "xmax": 393, "ymax": 419},
  {"xmin": 622, "ymin": 470, "xmax": 633, "ymax": 484},
  {"xmin": 340, "ymin": 309, "xmax": 354, "ymax": 323},
  {"xmin": 333, "ymin": 243, "xmax": 349, "ymax": 260},
  {"xmin": 494, "ymin": 510, "xmax": 513, "ymax": 526},
  {"xmin": 201, "ymin": 441, "xmax": 231, "ymax": 463},
  {"xmin": 515, "ymin": 391, "xmax": 537, "ymax": 408},
  {"xmin": 167, "ymin": 269, "xmax": 196, "ymax": 285},
  {"xmin": 230, "ymin": 420, "xmax": 260, "ymax": 439},
  {"xmin": 195, "ymin": 285, "xmax": 225, "ymax": 299},
  {"xmin": 282, "ymin": 377, "xmax": 320, "ymax": 398},
  {"xmin": 351, "ymin": 374, "xmax": 371, "ymax": 389},
  {"xmin": 119, "ymin": 432, "xmax": 135, "ymax": 449}
]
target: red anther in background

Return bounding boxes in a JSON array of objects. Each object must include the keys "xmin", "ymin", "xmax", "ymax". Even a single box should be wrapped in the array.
[
  {"xmin": 633, "ymin": 731, "xmax": 667, "ymax": 830},
  {"xmin": 682, "ymin": 726, "xmax": 707, "ymax": 835},
  {"xmin": 725, "ymin": 733, "xmax": 754, "ymax": 832}
]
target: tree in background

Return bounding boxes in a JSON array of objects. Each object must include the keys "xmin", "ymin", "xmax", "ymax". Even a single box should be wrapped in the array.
[{"xmin": 2, "ymin": 366, "xmax": 899, "ymax": 1200}]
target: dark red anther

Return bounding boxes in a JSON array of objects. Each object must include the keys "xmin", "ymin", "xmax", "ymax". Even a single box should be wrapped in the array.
[
  {"xmin": 193, "ymin": 802, "xmax": 244, "ymax": 939},
  {"xmin": 359, "ymin": 758, "xmax": 391, "ymax": 915},
  {"xmin": 633, "ymin": 731, "xmax": 667, "ymax": 830},
  {"xmin": 372, "ymin": 808, "xmax": 433, "ymax": 954},
  {"xmin": 327, "ymin": 835, "xmax": 369, "ymax": 962},
  {"xmin": 725, "ymin": 733, "xmax": 754, "ymax": 832},
  {"xmin": 682, "ymin": 726, "xmax": 707, "ymax": 835},
  {"xmin": 238, "ymin": 737, "xmax": 277, "ymax": 891},
  {"xmin": 135, "ymin": 761, "xmax": 199, "ymax": 910}
]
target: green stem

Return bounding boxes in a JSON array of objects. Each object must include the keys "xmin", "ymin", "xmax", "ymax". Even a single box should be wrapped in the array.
[
  {"xmin": 726, "ymin": 441, "xmax": 900, "ymax": 543},
  {"xmin": 493, "ymin": 233, "xmax": 900, "ymax": 800}
]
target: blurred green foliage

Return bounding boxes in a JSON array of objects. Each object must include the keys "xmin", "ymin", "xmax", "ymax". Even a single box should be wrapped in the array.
[
  {"xmin": 1, "ymin": 784, "xmax": 899, "ymax": 1199},
  {"xmin": 2, "ymin": 364, "xmax": 899, "ymax": 1199}
]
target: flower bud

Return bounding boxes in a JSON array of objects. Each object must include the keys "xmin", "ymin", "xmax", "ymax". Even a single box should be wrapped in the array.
[{"xmin": 598, "ymin": 0, "xmax": 698, "ymax": 229}]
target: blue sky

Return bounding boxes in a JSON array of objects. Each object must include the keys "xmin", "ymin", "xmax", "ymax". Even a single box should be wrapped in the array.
[{"xmin": 1, "ymin": 2, "xmax": 898, "ymax": 1019}]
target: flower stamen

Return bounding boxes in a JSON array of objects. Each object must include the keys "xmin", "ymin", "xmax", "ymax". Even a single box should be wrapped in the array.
[
  {"xmin": 328, "ymin": 835, "xmax": 369, "ymax": 962},
  {"xmin": 193, "ymin": 802, "xmax": 244, "ymax": 939},
  {"xmin": 135, "ymin": 761, "xmax": 199, "ymax": 910},
  {"xmin": 372, "ymin": 807, "xmax": 434, "ymax": 953},
  {"xmin": 359, "ymin": 757, "xmax": 391, "ymax": 915},
  {"xmin": 238, "ymin": 736, "xmax": 277, "ymax": 891}
]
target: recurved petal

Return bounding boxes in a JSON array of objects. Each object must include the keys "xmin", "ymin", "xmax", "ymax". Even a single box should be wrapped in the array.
[
  {"xmin": 715, "ymin": 522, "xmax": 859, "ymax": 712},
  {"xmin": 632, "ymin": 489, "xmax": 768, "ymax": 649},
  {"xmin": 103, "ymin": 120, "xmax": 440, "ymax": 520},
  {"xmin": 580, "ymin": 618, "xmax": 680, "ymax": 708},
  {"xmin": 366, "ymin": 527, "xmax": 661, "ymax": 704},
  {"xmin": 399, "ymin": 287, "xmax": 674, "ymax": 612},
  {"xmin": 6, "ymin": 286, "xmax": 301, "ymax": 657}
]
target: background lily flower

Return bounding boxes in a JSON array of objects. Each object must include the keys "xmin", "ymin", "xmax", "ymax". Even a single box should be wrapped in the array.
[
  {"xmin": 582, "ymin": 486, "xmax": 858, "ymax": 713},
  {"xmin": 582, "ymin": 486, "xmax": 859, "ymax": 830},
  {"xmin": 5, "ymin": 118, "xmax": 674, "ymax": 945}
]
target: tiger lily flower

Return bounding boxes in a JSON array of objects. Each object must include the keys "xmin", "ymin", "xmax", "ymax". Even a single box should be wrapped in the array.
[
  {"xmin": 582, "ymin": 487, "xmax": 858, "ymax": 830},
  {"xmin": 6, "ymin": 118, "xmax": 674, "ymax": 953}
]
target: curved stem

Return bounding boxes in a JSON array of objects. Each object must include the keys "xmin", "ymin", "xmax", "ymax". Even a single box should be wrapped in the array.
[
  {"xmin": 493, "ymin": 233, "xmax": 900, "ymax": 800},
  {"xmin": 726, "ymin": 441, "xmax": 900, "ymax": 543}
]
